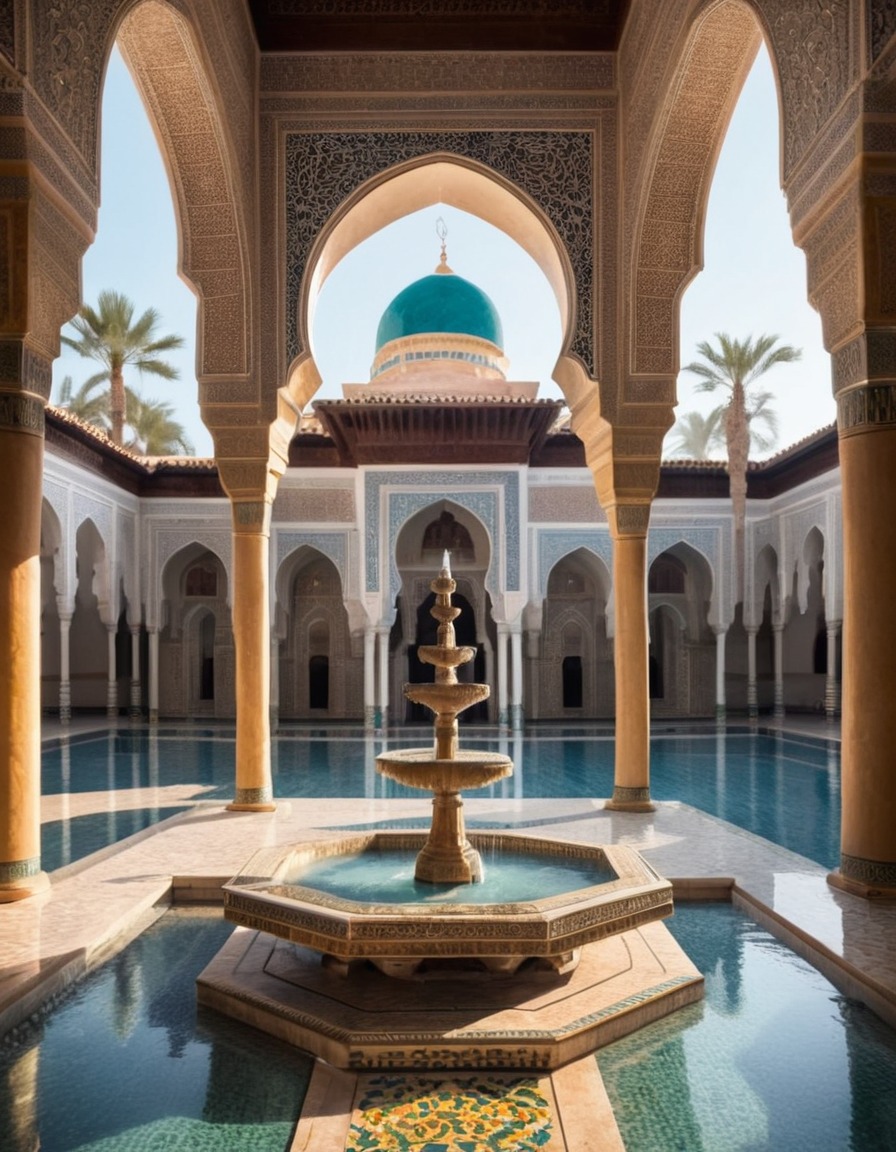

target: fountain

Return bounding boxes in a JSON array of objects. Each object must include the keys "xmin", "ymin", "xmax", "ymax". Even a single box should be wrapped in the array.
[
  {"xmin": 375, "ymin": 549, "xmax": 512, "ymax": 884},
  {"xmin": 198, "ymin": 557, "xmax": 703, "ymax": 1071}
]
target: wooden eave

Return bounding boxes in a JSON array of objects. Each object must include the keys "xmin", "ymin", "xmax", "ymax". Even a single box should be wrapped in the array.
[{"xmin": 311, "ymin": 397, "xmax": 564, "ymax": 466}]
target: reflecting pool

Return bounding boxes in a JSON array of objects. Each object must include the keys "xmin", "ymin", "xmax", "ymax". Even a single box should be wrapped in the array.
[
  {"xmin": 0, "ymin": 909, "xmax": 312, "ymax": 1152},
  {"xmin": 598, "ymin": 902, "xmax": 896, "ymax": 1152},
  {"xmin": 41, "ymin": 727, "xmax": 841, "ymax": 871}
]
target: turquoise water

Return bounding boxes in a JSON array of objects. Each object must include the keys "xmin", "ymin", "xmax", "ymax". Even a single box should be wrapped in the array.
[
  {"xmin": 293, "ymin": 847, "xmax": 614, "ymax": 904},
  {"xmin": 0, "ymin": 910, "xmax": 312, "ymax": 1152},
  {"xmin": 41, "ymin": 728, "xmax": 840, "ymax": 870},
  {"xmin": 4, "ymin": 903, "xmax": 893, "ymax": 1151},
  {"xmin": 598, "ymin": 902, "xmax": 896, "ymax": 1152}
]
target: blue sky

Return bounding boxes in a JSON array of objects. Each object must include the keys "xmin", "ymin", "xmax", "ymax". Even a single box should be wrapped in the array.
[{"xmin": 51, "ymin": 45, "xmax": 835, "ymax": 459}]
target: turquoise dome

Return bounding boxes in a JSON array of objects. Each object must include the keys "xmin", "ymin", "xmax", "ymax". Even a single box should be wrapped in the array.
[{"xmin": 375, "ymin": 272, "xmax": 503, "ymax": 352}]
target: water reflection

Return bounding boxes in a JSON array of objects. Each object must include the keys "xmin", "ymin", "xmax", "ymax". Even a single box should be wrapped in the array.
[
  {"xmin": 0, "ymin": 912, "xmax": 311, "ymax": 1152},
  {"xmin": 598, "ymin": 904, "xmax": 896, "ymax": 1152}
]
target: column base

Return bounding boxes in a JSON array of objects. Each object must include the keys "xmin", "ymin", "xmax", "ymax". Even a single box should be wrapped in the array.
[
  {"xmin": 604, "ymin": 786, "xmax": 655, "ymax": 813},
  {"xmin": 227, "ymin": 786, "xmax": 276, "ymax": 813},
  {"xmin": 0, "ymin": 865, "xmax": 50, "ymax": 904},
  {"xmin": 827, "ymin": 854, "xmax": 896, "ymax": 901}
]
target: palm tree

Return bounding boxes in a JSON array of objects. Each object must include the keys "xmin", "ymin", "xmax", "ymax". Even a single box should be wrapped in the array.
[
  {"xmin": 55, "ymin": 374, "xmax": 111, "ymax": 433},
  {"xmin": 666, "ymin": 407, "xmax": 726, "ymax": 459},
  {"xmin": 125, "ymin": 389, "xmax": 194, "ymax": 455},
  {"xmin": 60, "ymin": 290, "xmax": 185, "ymax": 446},
  {"xmin": 683, "ymin": 333, "xmax": 801, "ymax": 602}
]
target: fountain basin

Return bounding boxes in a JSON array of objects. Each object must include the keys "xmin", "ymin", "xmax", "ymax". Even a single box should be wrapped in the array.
[
  {"xmin": 222, "ymin": 831, "xmax": 673, "ymax": 978},
  {"xmin": 375, "ymin": 747, "xmax": 512, "ymax": 792}
]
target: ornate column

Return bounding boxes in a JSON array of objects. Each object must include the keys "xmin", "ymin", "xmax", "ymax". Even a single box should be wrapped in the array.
[
  {"xmin": 605, "ymin": 506, "xmax": 653, "ymax": 811},
  {"xmin": 831, "ymin": 376, "xmax": 896, "ymax": 896},
  {"xmin": 568, "ymin": 390, "xmax": 669, "ymax": 813},
  {"xmin": 745, "ymin": 626, "xmax": 758, "ymax": 721},
  {"xmin": 714, "ymin": 627, "xmax": 727, "ymax": 724},
  {"xmin": 772, "ymin": 622, "xmax": 785, "ymax": 721},
  {"xmin": 363, "ymin": 626, "xmax": 376, "ymax": 729},
  {"xmin": 226, "ymin": 498, "xmax": 275, "ymax": 812},
  {"xmin": 496, "ymin": 623, "xmax": 509, "ymax": 728},
  {"xmin": 824, "ymin": 620, "xmax": 841, "ymax": 720},
  {"xmin": 129, "ymin": 625, "xmax": 142, "ymax": 719},
  {"xmin": 58, "ymin": 609, "xmax": 73, "ymax": 724},
  {"xmin": 106, "ymin": 625, "xmax": 118, "ymax": 719},
  {"xmin": 377, "ymin": 626, "xmax": 390, "ymax": 729},
  {"xmin": 793, "ymin": 111, "xmax": 896, "ymax": 892},
  {"xmin": 510, "ymin": 626, "xmax": 523, "ymax": 731},
  {"xmin": 147, "ymin": 627, "xmax": 159, "ymax": 723},
  {"xmin": 0, "ymin": 345, "xmax": 51, "ymax": 902}
]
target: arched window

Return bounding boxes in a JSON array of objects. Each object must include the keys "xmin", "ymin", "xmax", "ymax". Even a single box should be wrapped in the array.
[
  {"xmin": 649, "ymin": 554, "xmax": 687, "ymax": 594},
  {"xmin": 186, "ymin": 564, "xmax": 217, "ymax": 597}
]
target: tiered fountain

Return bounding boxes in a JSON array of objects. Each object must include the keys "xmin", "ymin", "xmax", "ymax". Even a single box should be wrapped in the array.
[{"xmin": 198, "ymin": 557, "xmax": 702, "ymax": 1070}]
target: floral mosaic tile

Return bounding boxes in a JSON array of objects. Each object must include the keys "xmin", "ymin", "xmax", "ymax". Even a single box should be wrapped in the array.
[{"xmin": 346, "ymin": 1074, "xmax": 552, "ymax": 1150}]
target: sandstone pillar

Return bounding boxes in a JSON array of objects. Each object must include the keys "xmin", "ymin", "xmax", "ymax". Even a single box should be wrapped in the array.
[
  {"xmin": 227, "ymin": 500, "xmax": 275, "ymax": 812},
  {"xmin": 605, "ymin": 509, "xmax": 653, "ymax": 811},
  {"xmin": 830, "ymin": 410, "xmax": 896, "ymax": 896},
  {"xmin": 0, "ymin": 381, "xmax": 50, "ymax": 902}
]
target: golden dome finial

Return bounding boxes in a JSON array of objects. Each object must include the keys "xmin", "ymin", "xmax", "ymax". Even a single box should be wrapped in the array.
[{"xmin": 435, "ymin": 216, "xmax": 453, "ymax": 274}]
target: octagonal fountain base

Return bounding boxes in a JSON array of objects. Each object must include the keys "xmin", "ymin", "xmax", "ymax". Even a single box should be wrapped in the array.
[
  {"xmin": 198, "ymin": 830, "xmax": 703, "ymax": 1071},
  {"xmin": 197, "ymin": 915, "xmax": 703, "ymax": 1072},
  {"xmin": 218, "ymin": 831, "xmax": 674, "ymax": 978}
]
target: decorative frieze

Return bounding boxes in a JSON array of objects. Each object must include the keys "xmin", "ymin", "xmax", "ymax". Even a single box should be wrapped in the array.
[
  {"xmin": 837, "ymin": 382, "xmax": 896, "ymax": 434},
  {"xmin": 263, "ymin": 49, "xmax": 613, "ymax": 94},
  {"xmin": 0, "ymin": 390, "xmax": 44, "ymax": 435},
  {"xmin": 840, "ymin": 851, "xmax": 896, "ymax": 888}
]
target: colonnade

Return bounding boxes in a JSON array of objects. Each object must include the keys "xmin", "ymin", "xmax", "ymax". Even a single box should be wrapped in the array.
[{"xmin": 2, "ymin": 0, "xmax": 895, "ymax": 905}]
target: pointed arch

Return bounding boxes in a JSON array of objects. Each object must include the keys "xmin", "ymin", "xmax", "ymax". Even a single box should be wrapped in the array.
[
  {"xmin": 629, "ymin": 2, "xmax": 762, "ymax": 384},
  {"xmin": 290, "ymin": 155, "xmax": 580, "ymax": 411},
  {"xmin": 116, "ymin": 1, "xmax": 255, "ymax": 386}
]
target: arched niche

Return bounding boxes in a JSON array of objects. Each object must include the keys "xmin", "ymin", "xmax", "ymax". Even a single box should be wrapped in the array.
[
  {"xmin": 534, "ymin": 547, "xmax": 613, "ymax": 720},
  {"xmin": 157, "ymin": 544, "xmax": 233, "ymax": 719},
  {"xmin": 275, "ymin": 546, "xmax": 358, "ymax": 721}
]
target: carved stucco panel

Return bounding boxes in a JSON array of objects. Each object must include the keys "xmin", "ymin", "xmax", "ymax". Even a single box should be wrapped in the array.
[
  {"xmin": 763, "ymin": 0, "xmax": 853, "ymax": 181},
  {"xmin": 528, "ymin": 486, "xmax": 605, "ymax": 523},
  {"xmin": 274, "ymin": 486, "xmax": 356, "ymax": 522}
]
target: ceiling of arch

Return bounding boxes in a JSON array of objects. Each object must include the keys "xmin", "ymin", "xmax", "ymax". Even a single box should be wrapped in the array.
[{"xmin": 247, "ymin": 1, "xmax": 631, "ymax": 53}]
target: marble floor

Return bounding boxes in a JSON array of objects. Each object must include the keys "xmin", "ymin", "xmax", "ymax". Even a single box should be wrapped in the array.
[{"xmin": 2, "ymin": 717, "xmax": 894, "ymax": 1150}]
